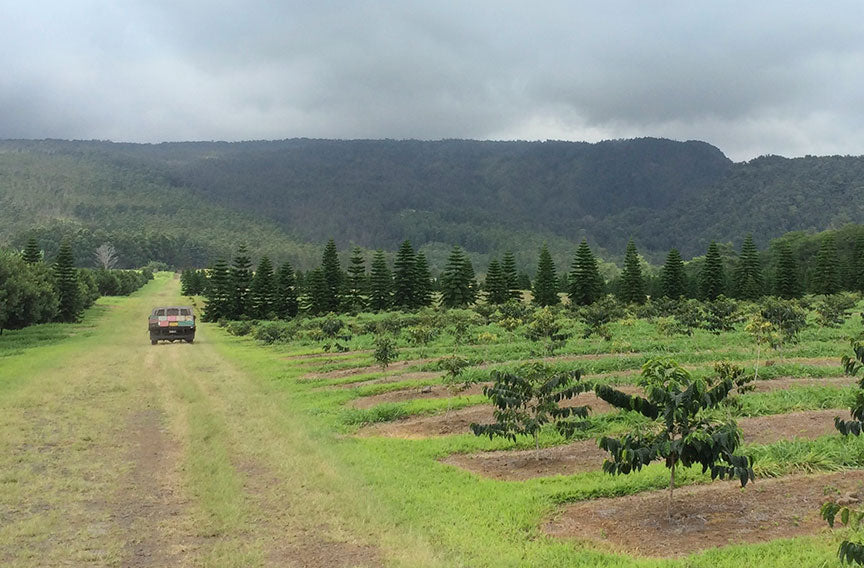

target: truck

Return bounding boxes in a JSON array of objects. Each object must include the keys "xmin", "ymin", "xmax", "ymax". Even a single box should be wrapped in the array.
[{"xmin": 148, "ymin": 306, "xmax": 196, "ymax": 344}]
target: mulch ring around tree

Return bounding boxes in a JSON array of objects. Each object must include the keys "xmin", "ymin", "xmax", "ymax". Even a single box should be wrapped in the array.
[
  {"xmin": 542, "ymin": 470, "xmax": 864, "ymax": 557},
  {"xmin": 439, "ymin": 409, "xmax": 846, "ymax": 481}
]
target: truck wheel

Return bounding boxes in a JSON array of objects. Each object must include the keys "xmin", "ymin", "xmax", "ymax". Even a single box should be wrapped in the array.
[
  {"xmin": 186, "ymin": 338, "xmax": 194, "ymax": 344},
  {"xmin": 151, "ymin": 339, "xmax": 157, "ymax": 345}
]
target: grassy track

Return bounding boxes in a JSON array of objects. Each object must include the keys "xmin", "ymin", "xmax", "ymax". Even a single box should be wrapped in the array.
[{"xmin": 0, "ymin": 275, "xmax": 416, "ymax": 567}]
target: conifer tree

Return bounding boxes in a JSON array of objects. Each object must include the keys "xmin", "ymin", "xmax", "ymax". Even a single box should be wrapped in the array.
[
  {"xmin": 852, "ymin": 235, "xmax": 864, "ymax": 293},
  {"xmin": 392, "ymin": 240, "xmax": 417, "ymax": 310},
  {"xmin": 774, "ymin": 241, "xmax": 800, "ymax": 299},
  {"xmin": 203, "ymin": 259, "xmax": 233, "ymax": 321},
  {"xmin": 305, "ymin": 268, "xmax": 329, "ymax": 315},
  {"xmin": 275, "ymin": 260, "xmax": 299, "ymax": 319},
  {"xmin": 369, "ymin": 250, "xmax": 392, "ymax": 311},
  {"xmin": 699, "ymin": 241, "xmax": 725, "ymax": 300},
  {"xmin": 413, "ymin": 251, "xmax": 433, "ymax": 308},
  {"xmin": 320, "ymin": 238, "xmax": 342, "ymax": 312},
  {"xmin": 21, "ymin": 237, "xmax": 42, "ymax": 264},
  {"xmin": 532, "ymin": 244, "xmax": 560, "ymax": 306},
  {"xmin": 733, "ymin": 234, "xmax": 762, "ymax": 300},
  {"xmin": 345, "ymin": 247, "xmax": 367, "ymax": 313},
  {"xmin": 249, "ymin": 256, "xmax": 277, "ymax": 318},
  {"xmin": 230, "ymin": 244, "xmax": 253, "ymax": 319},
  {"xmin": 440, "ymin": 246, "xmax": 475, "ymax": 308},
  {"xmin": 484, "ymin": 259, "xmax": 508, "ymax": 305},
  {"xmin": 660, "ymin": 248, "xmax": 687, "ymax": 299},
  {"xmin": 568, "ymin": 239, "xmax": 604, "ymax": 306},
  {"xmin": 813, "ymin": 233, "xmax": 840, "ymax": 295},
  {"xmin": 53, "ymin": 240, "xmax": 81, "ymax": 323},
  {"xmin": 501, "ymin": 251, "xmax": 521, "ymax": 301},
  {"xmin": 619, "ymin": 239, "xmax": 646, "ymax": 305}
]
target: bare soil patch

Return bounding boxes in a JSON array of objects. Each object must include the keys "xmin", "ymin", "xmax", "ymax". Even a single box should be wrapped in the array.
[
  {"xmin": 349, "ymin": 383, "xmax": 489, "ymax": 409},
  {"xmin": 284, "ymin": 349, "xmax": 373, "ymax": 361},
  {"xmin": 741, "ymin": 409, "xmax": 843, "ymax": 445},
  {"xmin": 333, "ymin": 371, "xmax": 441, "ymax": 389},
  {"xmin": 235, "ymin": 459, "xmax": 383, "ymax": 568},
  {"xmin": 357, "ymin": 388, "xmax": 641, "ymax": 438},
  {"xmin": 113, "ymin": 408, "xmax": 191, "ymax": 567},
  {"xmin": 303, "ymin": 357, "xmax": 434, "ymax": 380},
  {"xmin": 751, "ymin": 375, "xmax": 855, "ymax": 392},
  {"xmin": 441, "ymin": 409, "xmax": 845, "ymax": 481},
  {"xmin": 543, "ymin": 470, "xmax": 864, "ymax": 557}
]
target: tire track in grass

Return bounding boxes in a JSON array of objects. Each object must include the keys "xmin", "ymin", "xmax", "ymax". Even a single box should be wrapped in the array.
[{"xmin": 167, "ymin": 326, "xmax": 385, "ymax": 567}]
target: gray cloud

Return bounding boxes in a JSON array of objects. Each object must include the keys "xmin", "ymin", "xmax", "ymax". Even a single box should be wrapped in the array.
[{"xmin": 1, "ymin": 1, "xmax": 864, "ymax": 159}]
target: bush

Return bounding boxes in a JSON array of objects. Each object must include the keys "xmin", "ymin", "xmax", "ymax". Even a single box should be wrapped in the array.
[
  {"xmin": 225, "ymin": 320, "xmax": 254, "ymax": 336},
  {"xmin": 253, "ymin": 321, "xmax": 298, "ymax": 344}
]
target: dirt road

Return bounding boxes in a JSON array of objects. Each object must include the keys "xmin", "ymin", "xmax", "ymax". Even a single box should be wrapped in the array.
[{"xmin": 0, "ymin": 275, "xmax": 385, "ymax": 567}]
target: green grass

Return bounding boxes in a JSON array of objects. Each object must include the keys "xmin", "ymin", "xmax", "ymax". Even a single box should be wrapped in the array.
[{"xmin": 202, "ymin": 299, "xmax": 864, "ymax": 566}]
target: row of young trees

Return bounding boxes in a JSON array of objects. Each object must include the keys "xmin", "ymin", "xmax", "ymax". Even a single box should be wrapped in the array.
[
  {"xmin": 192, "ymin": 231, "xmax": 864, "ymax": 320},
  {"xmin": 0, "ymin": 238, "xmax": 152, "ymax": 333},
  {"xmin": 195, "ymin": 240, "xmax": 492, "ymax": 321}
]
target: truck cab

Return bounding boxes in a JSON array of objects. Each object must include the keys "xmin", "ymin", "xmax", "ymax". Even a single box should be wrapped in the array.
[{"xmin": 149, "ymin": 306, "xmax": 196, "ymax": 345}]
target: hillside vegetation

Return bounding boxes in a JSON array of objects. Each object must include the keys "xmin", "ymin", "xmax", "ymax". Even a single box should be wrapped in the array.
[{"xmin": 1, "ymin": 138, "xmax": 863, "ymax": 269}]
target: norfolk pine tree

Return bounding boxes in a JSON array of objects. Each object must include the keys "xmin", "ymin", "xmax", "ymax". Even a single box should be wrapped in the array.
[
  {"xmin": 369, "ymin": 250, "xmax": 392, "ymax": 311},
  {"xmin": 501, "ymin": 251, "xmax": 521, "ymax": 301},
  {"xmin": 345, "ymin": 247, "xmax": 368, "ymax": 312},
  {"xmin": 275, "ymin": 260, "xmax": 299, "ymax": 319},
  {"xmin": 852, "ymin": 235, "xmax": 864, "ymax": 293},
  {"xmin": 774, "ymin": 241, "xmax": 800, "ymax": 299},
  {"xmin": 392, "ymin": 239, "xmax": 417, "ymax": 310},
  {"xmin": 484, "ymin": 259, "xmax": 508, "ymax": 305},
  {"xmin": 203, "ymin": 259, "xmax": 233, "ymax": 321},
  {"xmin": 230, "ymin": 244, "xmax": 253, "ymax": 319},
  {"xmin": 413, "ymin": 251, "xmax": 433, "ymax": 308},
  {"xmin": 660, "ymin": 248, "xmax": 686, "ymax": 299},
  {"xmin": 53, "ymin": 240, "xmax": 81, "ymax": 323},
  {"xmin": 22, "ymin": 237, "xmax": 42, "ymax": 264},
  {"xmin": 249, "ymin": 256, "xmax": 277, "ymax": 318},
  {"xmin": 321, "ymin": 238, "xmax": 343, "ymax": 312},
  {"xmin": 813, "ymin": 233, "xmax": 841, "ymax": 294},
  {"xmin": 305, "ymin": 268, "xmax": 329, "ymax": 315},
  {"xmin": 440, "ymin": 246, "xmax": 475, "ymax": 308},
  {"xmin": 699, "ymin": 241, "xmax": 726, "ymax": 300},
  {"xmin": 568, "ymin": 239, "xmax": 604, "ymax": 306},
  {"xmin": 619, "ymin": 239, "xmax": 646, "ymax": 304},
  {"xmin": 532, "ymin": 244, "xmax": 560, "ymax": 306},
  {"xmin": 733, "ymin": 234, "xmax": 762, "ymax": 300}
]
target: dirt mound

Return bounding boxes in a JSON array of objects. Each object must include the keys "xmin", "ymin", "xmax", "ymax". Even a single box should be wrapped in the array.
[
  {"xmin": 303, "ymin": 357, "xmax": 434, "ymax": 380},
  {"xmin": 357, "ymin": 388, "xmax": 641, "ymax": 438},
  {"xmin": 441, "ymin": 409, "xmax": 846, "ymax": 481},
  {"xmin": 543, "ymin": 470, "xmax": 864, "ymax": 557}
]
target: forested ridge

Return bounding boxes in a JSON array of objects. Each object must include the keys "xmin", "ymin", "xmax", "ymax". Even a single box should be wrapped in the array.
[{"xmin": 1, "ymin": 137, "xmax": 863, "ymax": 270}]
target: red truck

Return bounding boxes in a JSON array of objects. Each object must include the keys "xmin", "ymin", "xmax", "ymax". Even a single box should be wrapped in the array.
[{"xmin": 148, "ymin": 306, "xmax": 196, "ymax": 344}]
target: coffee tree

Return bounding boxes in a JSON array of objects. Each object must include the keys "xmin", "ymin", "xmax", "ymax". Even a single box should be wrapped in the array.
[
  {"xmin": 373, "ymin": 335, "xmax": 398, "ymax": 370},
  {"xmin": 822, "ymin": 336, "xmax": 864, "ymax": 564},
  {"xmin": 525, "ymin": 307, "xmax": 570, "ymax": 355},
  {"xmin": 471, "ymin": 363, "xmax": 591, "ymax": 450},
  {"xmin": 596, "ymin": 359, "xmax": 754, "ymax": 517}
]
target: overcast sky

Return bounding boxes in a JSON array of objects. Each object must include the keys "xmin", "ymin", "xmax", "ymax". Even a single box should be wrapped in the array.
[{"xmin": 1, "ymin": 1, "xmax": 863, "ymax": 160}]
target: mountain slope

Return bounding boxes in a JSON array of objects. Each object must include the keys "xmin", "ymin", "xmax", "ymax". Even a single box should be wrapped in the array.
[{"xmin": 0, "ymin": 137, "xmax": 862, "ymax": 268}]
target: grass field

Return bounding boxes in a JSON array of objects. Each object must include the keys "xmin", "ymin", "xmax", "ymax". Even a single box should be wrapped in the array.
[{"xmin": 1, "ymin": 276, "xmax": 862, "ymax": 566}]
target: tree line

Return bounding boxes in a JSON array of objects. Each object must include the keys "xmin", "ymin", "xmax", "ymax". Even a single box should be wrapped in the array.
[
  {"xmin": 192, "ymin": 226, "xmax": 864, "ymax": 321},
  {"xmin": 0, "ymin": 238, "xmax": 152, "ymax": 333}
]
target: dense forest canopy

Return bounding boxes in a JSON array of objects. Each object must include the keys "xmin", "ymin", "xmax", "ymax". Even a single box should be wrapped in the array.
[{"xmin": 1, "ymin": 137, "xmax": 863, "ymax": 271}]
